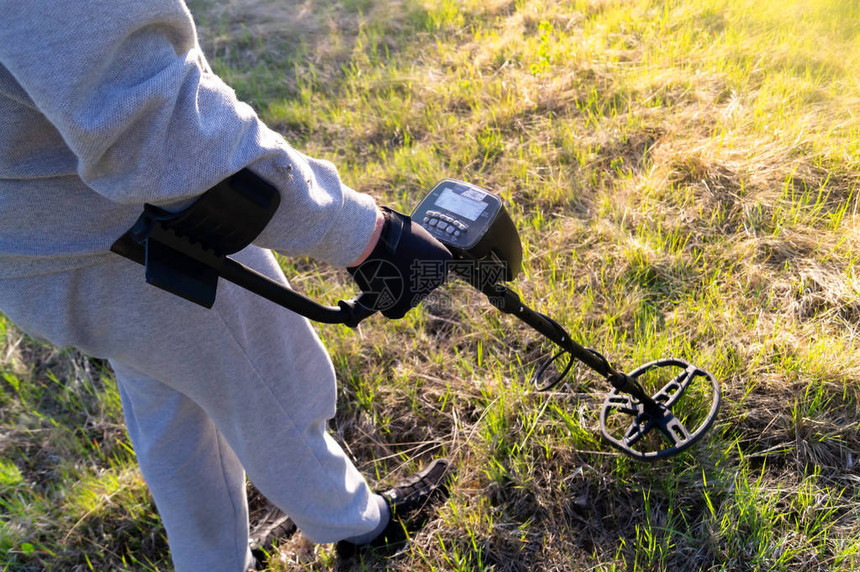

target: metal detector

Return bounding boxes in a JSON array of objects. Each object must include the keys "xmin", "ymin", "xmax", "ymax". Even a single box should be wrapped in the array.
[{"xmin": 112, "ymin": 175, "xmax": 720, "ymax": 461}]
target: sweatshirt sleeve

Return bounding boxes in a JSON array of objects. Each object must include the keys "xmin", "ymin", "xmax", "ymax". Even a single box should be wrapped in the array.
[{"xmin": 0, "ymin": 0, "xmax": 378, "ymax": 267}]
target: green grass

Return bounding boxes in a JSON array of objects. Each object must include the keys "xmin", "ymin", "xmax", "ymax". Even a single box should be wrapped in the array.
[{"xmin": 2, "ymin": 0, "xmax": 860, "ymax": 569}]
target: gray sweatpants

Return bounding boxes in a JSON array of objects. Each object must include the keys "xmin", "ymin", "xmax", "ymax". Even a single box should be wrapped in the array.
[{"xmin": 0, "ymin": 247, "xmax": 382, "ymax": 571}]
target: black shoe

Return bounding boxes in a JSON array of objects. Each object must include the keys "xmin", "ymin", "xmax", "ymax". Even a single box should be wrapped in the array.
[
  {"xmin": 248, "ymin": 504, "xmax": 296, "ymax": 568},
  {"xmin": 337, "ymin": 458, "xmax": 454, "ymax": 558},
  {"xmin": 381, "ymin": 458, "xmax": 453, "ymax": 521}
]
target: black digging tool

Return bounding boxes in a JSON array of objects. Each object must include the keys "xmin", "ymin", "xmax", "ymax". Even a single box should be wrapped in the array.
[{"xmin": 111, "ymin": 174, "xmax": 720, "ymax": 461}]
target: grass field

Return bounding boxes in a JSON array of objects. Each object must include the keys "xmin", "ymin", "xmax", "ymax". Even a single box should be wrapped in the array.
[{"xmin": 2, "ymin": 0, "xmax": 859, "ymax": 570}]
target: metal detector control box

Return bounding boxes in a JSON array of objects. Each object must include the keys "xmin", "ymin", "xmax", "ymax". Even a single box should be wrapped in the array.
[{"xmin": 412, "ymin": 179, "xmax": 522, "ymax": 281}]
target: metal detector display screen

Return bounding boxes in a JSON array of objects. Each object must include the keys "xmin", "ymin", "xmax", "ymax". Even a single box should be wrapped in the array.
[{"xmin": 434, "ymin": 187, "xmax": 488, "ymax": 221}]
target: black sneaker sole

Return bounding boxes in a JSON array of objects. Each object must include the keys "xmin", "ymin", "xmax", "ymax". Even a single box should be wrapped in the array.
[
  {"xmin": 336, "ymin": 458, "xmax": 454, "ymax": 559},
  {"xmin": 382, "ymin": 458, "xmax": 453, "ymax": 520}
]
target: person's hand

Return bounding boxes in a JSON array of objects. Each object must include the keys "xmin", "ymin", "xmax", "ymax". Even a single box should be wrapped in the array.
[{"xmin": 347, "ymin": 207, "xmax": 452, "ymax": 319}]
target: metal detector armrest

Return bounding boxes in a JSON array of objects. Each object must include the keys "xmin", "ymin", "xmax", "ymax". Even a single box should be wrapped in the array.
[
  {"xmin": 110, "ymin": 169, "xmax": 377, "ymax": 327},
  {"xmin": 111, "ymin": 169, "xmax": 281, "ymax": 307}
]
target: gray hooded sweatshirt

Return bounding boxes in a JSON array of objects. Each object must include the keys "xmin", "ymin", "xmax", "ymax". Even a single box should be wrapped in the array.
[{"xmin": 0, "ymin": 0, "xmax": 379, "ymax": 280}]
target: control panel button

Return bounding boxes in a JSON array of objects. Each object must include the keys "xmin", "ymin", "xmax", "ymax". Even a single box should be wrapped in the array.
[{"xmin": 419, "ymin": 207, "xmax": 475, "ymax": 239}]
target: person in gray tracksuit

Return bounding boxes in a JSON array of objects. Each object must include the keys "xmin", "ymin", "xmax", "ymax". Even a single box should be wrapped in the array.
[{"xmin": 0, "ymin": 1, "xmax": 449, "ymax": 570}]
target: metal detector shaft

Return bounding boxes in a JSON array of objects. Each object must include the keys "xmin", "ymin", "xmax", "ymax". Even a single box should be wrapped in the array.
[
  {"xmin": 477, "ymin": 282, "xmax": 660, "ymax": 410},
  {"xmin": 218, "ymin": 258, "xmax": 376, "ymax": 327},
  {"xmin": 111, "ymin": 224, "xmax": 376, "ymax": 328},
  {"xmin": 480, "ymin": 283, "xmax": 609, "ymax": 375}
]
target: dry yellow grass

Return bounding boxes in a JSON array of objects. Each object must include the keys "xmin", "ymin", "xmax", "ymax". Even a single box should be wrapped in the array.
[{"xmin": 1, "ymin": 0, "xmax": 859, "ymax": 570}]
